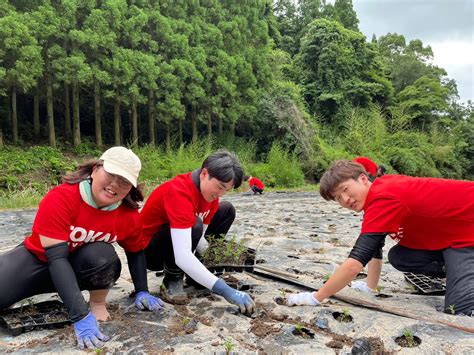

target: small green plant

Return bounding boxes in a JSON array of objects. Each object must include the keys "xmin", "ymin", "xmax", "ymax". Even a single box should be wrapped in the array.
[
  {"xmin": 402, "ymin": 328, "xmax": 416, "ymax": 347},
  {"xmin": 200, "ymin": 235, "xmax": 249, "ymax": 266},
  {"xmin": 447, "ymin": 304, "xmax": 456, "ymax": 315},
  {"xmin": 293, "ymin": 323, "xmax": 304, "ymax": 333},
  {"xmin": 182, "ymin": 316, "xmax": 191, "ymax": 326},
  {"xmin": 94, "ymin": 348, "xmax": 103, "ymax": 355},
  {"xmin": 223, "ymin": 337, "xmax": 235, "ymax": 354},
  {"xmin": 279, "ymin": 289, "xmax": 287, "ymax": 298},
  {"xmin": 323, "ymin": 273, "xmax": 332, "ymax": 282},
  {"xmin": 341, "ymin": 308, "xmax": 351, "ymax": 321}
]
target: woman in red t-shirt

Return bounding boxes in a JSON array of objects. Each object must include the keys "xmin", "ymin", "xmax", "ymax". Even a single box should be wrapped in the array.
[{"xmin": 0, "ymin": 147, "xmax": 163, "ymax": 349}]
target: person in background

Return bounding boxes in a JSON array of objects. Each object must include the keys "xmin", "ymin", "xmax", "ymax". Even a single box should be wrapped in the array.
[
  {"xmin": 139, "ymin": 150, "xmax": 255, "ymax": 315},
  {"xmin": 286, "ymin": 160, "xmax": 474, "ymax": 316},
  {"xmin": 0, "ymin": 147, "xmax": 164, "ymax": 349},
  {"xmin": 244, "ymin": 175, "xmax": 265, "ymax": 195},
  {"xmin": 353, "ymin": 157, "xmax": 386, "ymax": 181}
]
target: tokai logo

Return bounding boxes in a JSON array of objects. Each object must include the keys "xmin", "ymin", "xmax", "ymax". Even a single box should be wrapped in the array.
[
  {"xmin": 389, "ymin": 227, "xmax": 404, "ymax": 243},
  {"xmin": 69, "ymin": 225, "xmax": 117, "ymax": 247},
  {"xmin": 197, "ymin": 210, "xmax": 210, "ymax": 221}
]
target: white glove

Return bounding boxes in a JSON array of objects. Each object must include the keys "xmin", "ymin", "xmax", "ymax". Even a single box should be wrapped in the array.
[
  {"xmin": 195, "ymin": 237, "xmax": 209, "ymax": 254},
  {"xmin": 350, "ymin": 280, "xmax": 375, "ymax": 295},
  {"xmin": 287, "ymin": 292, "xmax": 320, "ymax": 306}
]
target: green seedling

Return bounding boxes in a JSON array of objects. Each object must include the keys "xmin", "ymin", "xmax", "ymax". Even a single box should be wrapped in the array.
[
  {"xmin": 279, "ymin": 289, "xmax": 287, "ymax": 298},
  {"xmin": 447, "ymin": 304, "xmax": 456, "ymax": 315},
  {"xmin": 340, "ymin": 308, "xmax": 352, "ymax": 321},
  {"xmin": 323, "ymin": 273, "xmax": 332, "ymax": 282},
  {"xmin": 293, "ymin": 323, "xmax": 304, "ymax": 333},
  {"xmin": 402, "ymin": 328, "xmax": 416, "ymax": 347},
  {"xmin": 182, "ymin": 316, "xmax": 191, "ymax": 326},
  {"xmin": 223, "ymin": 337, "xmax": 235, "ymax": 355}
]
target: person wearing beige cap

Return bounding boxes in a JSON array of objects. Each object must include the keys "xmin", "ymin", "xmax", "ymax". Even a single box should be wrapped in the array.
[{"xmin": 0, "ymin": 146, "xmax": 164, "ymax": 350}]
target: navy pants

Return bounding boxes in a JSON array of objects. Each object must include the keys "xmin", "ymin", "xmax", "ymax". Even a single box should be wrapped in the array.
[
  {"xmin": 144, "ymin": 201, "xmax": 235, "ymax": 274},
  {"xmin": 0, "ymin": 242, "xmax": 121, "ymax": 310},
  {"xmin": 389, "ymin": 245, "xmax": 474, "ymax": 315}
]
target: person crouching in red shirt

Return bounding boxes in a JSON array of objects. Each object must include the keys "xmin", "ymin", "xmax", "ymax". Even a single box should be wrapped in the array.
[
  {"xmin": 286, "ymin": 160, "xmax": 474, "ymax": 316},
  {"xmin": 245, "ymin": 175, "xmax": 264, "ymax": 194},
  {"xmin": 139, "ymin": 150, "xmax": 255, "ymax": 315},
  {"xmin": 0, "ymin": 147, "xmax": 163, "ymax": 350}
]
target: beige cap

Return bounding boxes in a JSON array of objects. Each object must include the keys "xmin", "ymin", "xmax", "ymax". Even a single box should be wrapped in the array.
[{"xmin": 100, "ymin": 146, "xmax": 141, "ymax": 187}]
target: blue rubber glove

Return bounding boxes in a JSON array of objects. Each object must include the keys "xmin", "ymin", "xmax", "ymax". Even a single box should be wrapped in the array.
[
  {"xmin": 212, "ymin": 278, "xmax": 255, "ymax": 315},
  {"xmin": 73, "ymin": 312, "xmax": 109, "ymax": 349},
  {"xmin": 135, "ymin": 291, "xmax": 165, "ymax": 311}
]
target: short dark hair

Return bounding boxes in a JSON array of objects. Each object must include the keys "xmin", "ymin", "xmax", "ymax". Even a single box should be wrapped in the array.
[
  {"xmin": 319, "ymin": 160, "xmax": 367, "ymax": 201},
  {"xmin": 202, "ymin": 150, "xmax": 244, "ymax": 188}
]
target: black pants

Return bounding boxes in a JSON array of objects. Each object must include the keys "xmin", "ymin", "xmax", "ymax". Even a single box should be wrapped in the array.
[
  {"xmin": 251, "ymin": 185, "xmax": 263, "ymax": 194},
  {"xmin": 388, "ymin": 244, "xmax": 474, "ymax": 315},
  {"xmin": 0, "ymin": 242, "xmax": 121, "ymax": 310},
  {"xmin": 144, "ymin": 201, "xmax": 235, "ymax": 273}
]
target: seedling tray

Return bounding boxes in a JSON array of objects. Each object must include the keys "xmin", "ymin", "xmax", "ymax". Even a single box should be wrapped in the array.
[
  {"xmin": 403, "ymin": 272, "xmax": 446, "ymax": 295},
  {"xmin": 204, "ymin": 247, "xmax": 256, "ymax": 274},
  {"xmin": 0, "ymin": 300, "xmax": 70, "ymax": 336}
]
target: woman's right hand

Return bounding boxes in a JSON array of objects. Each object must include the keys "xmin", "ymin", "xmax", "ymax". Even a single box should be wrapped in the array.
[{"xmin": 73, "ymin": 312, "xmax": 109, "ymax": 349}]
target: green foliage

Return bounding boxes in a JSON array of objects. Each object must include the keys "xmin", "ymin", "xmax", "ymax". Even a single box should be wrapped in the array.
[
  {"xmin": 223, "ymin": 337, "xmax": 235, "ymax": 355},
  {"xmin": 248, "ymin": 143, "xmax": 305, "ymax": 188}
]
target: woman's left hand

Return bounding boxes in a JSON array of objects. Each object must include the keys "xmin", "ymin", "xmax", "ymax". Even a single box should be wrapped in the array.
[{"xmin": 135, "ymin": 291, "xmax": 165, "ymax": 311}]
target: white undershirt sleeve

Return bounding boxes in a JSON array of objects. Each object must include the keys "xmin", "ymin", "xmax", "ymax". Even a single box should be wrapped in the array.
[
  {"xmin": 195, "ymin": 224, "xmax": 209, "ymax": 254},
  {"xmin": 170, "ymin": 228, "xmax": 218, "ymax": 290}
]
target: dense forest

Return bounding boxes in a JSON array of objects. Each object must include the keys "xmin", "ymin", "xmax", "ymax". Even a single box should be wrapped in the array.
[{"xmin": 0, "ymin": 0, "xmax": 473, "ymax": 188}]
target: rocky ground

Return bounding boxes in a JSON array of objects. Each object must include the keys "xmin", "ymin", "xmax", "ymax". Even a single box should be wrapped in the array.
[{"xmin": 0, "ymin": 191, "xmax": 473, "ymax": 354}]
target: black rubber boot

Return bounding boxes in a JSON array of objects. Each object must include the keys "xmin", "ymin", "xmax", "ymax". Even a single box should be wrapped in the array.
[{"xmin": 160, "ymin": 267, "xmax": 188, "ymax": 305}]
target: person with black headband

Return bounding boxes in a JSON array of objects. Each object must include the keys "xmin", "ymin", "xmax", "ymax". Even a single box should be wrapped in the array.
[
  {"xmin": 139, "ymin": 150, "xmax": 255, "ymax": 315},
  {"xmin": 0, "ymin": 147, "xmax": 164, "ymax": 349}
]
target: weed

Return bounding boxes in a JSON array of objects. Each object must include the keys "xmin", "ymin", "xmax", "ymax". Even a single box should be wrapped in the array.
[{"xmin": 341, "ymin": 308, "xmax": 352, "ymax": 321}]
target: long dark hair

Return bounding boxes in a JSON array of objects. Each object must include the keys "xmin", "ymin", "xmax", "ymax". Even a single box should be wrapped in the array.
[{"xmin": 62, "ymin": 159, "xmax": 144, "ymax": 209}]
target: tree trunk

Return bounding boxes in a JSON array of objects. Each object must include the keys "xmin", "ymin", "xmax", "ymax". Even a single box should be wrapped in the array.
[
  {"xmin": 218, "ymin": 116, "xmax": 223, "ymax": 136},
  {"xmin": 11, "ymin": 86, "xmax": 18, "ymax": 144},
  {"xmin": 207, "ymin": 115, "xmax": 212, "ymax": 138},
  {"xmin": 178, "ymin": 119, "xmax": 183, "ymax": 144},
  {"xmin": 33, "ymin": 88, "xmax": 40, "ymax": 141},
  {"xmin": 165, "ymin": 122, "xmax": 170, "ymax": 151},
  {"xmin": 148, "ymin": 91, "xmax": 155, "ymax": 146},
  {"xmin": 191, "ymin": 105, "xmax": 197, "ymax": 142},
  {"xmin": 131, "ymin": 98, "xmax": 138, "ymax": 147},
  {"xmin": 230, "ymin": 121, "xmax": 235, "ymax": 137},
  {"xmin": 94, "ymin": 79, "xmax": 102, "ymax": 149},
  {"xmin": 0, "ymin": 125, "xmax": 3, "ymax": 148},
  {"xmin": 114, "ymin": 96, "xmax": 121, "ymax": 145},
  {"xmin": 64, "ymin": 84, "xmax": 71, "ymax": 139},
  {"xmin": 46, "ymin": 58, "xmax": 56, "ymax": 147},
  {"xmin": 72, "ymin": 81, "xmax": 81, "ymax": 146}
]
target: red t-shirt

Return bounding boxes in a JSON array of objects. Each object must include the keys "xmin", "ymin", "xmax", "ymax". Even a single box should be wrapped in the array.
[
  {"xmin": 249, "ymin": 177, "xmax": 264, "ymax": 189},
  {"xmin": 139, "ymin": 172, "xmax": 219, "ymax": 248},
  {"xmin": 24, "ymin": 183, "xmax": 142, "ymax": 262},
  {"xmin": 361, "ymin": 175, "xmax": 474, "ymax": 250}
]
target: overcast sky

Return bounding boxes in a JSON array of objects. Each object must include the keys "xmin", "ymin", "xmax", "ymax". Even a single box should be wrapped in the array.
[{"xmin": 352, "ymin": 0, "xmax": 473, "ymax": 103}]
